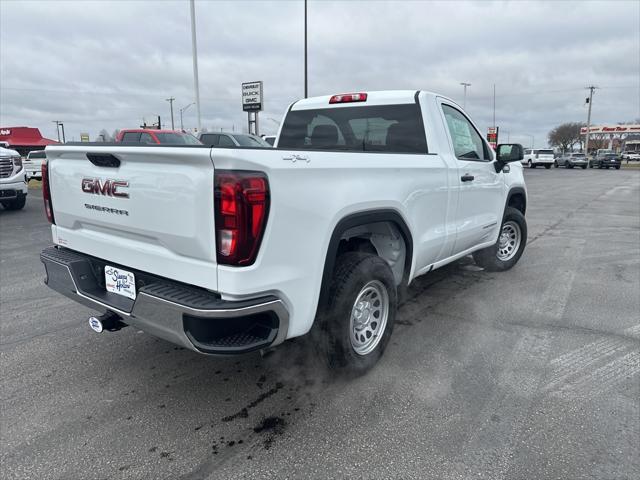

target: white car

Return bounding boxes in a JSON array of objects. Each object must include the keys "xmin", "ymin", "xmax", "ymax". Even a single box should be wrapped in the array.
[
  {"xmin": 24, "ymin": 150, "xmax": 45, "ymax": 181},
  {"xmin": 522, "ymin": 148, "xmax": 555, "ymax": 169},
  {"xmin": 40, "ymin": 90, "xmax": 527, "ymax": 374},
  {"xmin": 197, "ymin": 132, "xmax": 271, "ymax": 148},
  {"xmin": 0, "ymin": 146, "xmax": 28, "ymax": 210},
  {"xmin": 621, "ymin": 151, "xmax": 640, "ymax": 161}
]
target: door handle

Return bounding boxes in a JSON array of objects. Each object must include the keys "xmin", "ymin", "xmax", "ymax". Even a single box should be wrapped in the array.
[{"xmin": 460, "ymin": 174, "xmax": 475, "ymax": 182}]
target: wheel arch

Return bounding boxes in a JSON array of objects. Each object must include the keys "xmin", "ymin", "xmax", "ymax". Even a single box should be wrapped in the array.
[
  {"xmin": 505, "ymin": 187, "xmax": 527, "ymax": 216},
  {"xmin": 317, "ymin": 209, "xmax": 413, "ymax": 310}
]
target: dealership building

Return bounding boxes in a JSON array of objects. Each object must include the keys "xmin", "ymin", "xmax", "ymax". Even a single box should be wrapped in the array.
[{"xmin": 0, "ymin": 126, "xmax": 58, "ymax": 156}]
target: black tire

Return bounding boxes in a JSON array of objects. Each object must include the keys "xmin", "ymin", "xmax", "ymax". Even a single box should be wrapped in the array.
[
  {"xmin": 615, "ymin": 165, "xmax": 620, "ymax": 170},
  {"xmin": 605, "ymin": 166, "xmax": 610, "ymax": 169},
  {"xmin": 2, "ymin": 196, "xmax": 26, "ymax": 210},
  {"xmin": 544, "ymin": 164, "xmax": 551, "ymax": 169},
  {"xmin": 581, "ymin": 165, "xmax": 587, "ymax": 169},
  {"xmin": 473, "ymin": 207, "xmax": 527, "ymax": 272},
  {"xmin": 313, "ymin": 252, "xmax": 397, "ymax": 375},
  {"xmin": 567, "ymin": 163, "xmax": 574, "ymax": 169},
  {"xmin": 554, "ymin": 161, "xmax": 559, "ymax": 168},
  {"xmin": 528, "ymin": 160, "xmax": 535, "ymax": 169}
]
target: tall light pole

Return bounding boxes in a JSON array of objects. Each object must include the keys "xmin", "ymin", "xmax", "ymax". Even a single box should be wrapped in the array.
[
  {"xmin": 460, "ymin": 82, "xmax": 471, "ymax": 109},
  {"xmin": 584, "ymin": 86, "xmax": 597, "ymax": 156},
  {"xmin": 165, "ymin": 97, "xmax": 175, "ymax": 130},
  {"xmin": 53, "ymin": 121, "xmax": 66, "ymax": 143},
  {"xmin": 304, "ymin": 0, "xmax": 308, "ymax": 98},
  {"xmin": 52, "ymin": 121, "xmax": 61, "ymax": 142},
  {"xmin": 180, "ymin": 102, "xmax": 195, "ymax": 131},
  {"xmin": 189, "ymin": 0, "xmax": 202, "ymax": 131}
]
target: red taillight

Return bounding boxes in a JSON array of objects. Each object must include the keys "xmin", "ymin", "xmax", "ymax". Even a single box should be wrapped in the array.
[
  {"xmin": 214, "ymin": 170, "xmax": 269, "ymax": 266},
  {"xmin": 41, "ymin": 160, "xmax": 55, "ymax": 224},
  {"xmin": 329, "ymin": 92, "xmax": 368, "ymax": 104}
]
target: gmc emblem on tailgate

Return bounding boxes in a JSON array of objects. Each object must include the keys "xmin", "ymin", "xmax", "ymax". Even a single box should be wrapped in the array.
[{"xmin": 81, "ymin": 178, "xmax": 129, "ymax": 198}]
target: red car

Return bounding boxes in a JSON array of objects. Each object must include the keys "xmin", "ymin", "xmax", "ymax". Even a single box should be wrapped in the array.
[{"xmin": 115, "ymin": 129, "xmax": 202, "ymax": 145}]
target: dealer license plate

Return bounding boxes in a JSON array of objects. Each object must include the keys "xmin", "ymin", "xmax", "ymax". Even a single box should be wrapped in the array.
[{"xmin": 104, "ymin": 265, "xmax": 136, "ymax": 300}]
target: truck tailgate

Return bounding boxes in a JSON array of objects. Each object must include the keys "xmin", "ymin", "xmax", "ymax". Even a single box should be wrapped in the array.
[{"xmin": 46, "ymin": 145, "xmax": 218, "ymax": 291}]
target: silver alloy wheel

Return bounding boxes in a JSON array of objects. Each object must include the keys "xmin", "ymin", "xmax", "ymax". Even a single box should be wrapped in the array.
[
  {"xmin": 349, "ymin": 280, "xmax": 389, "ymax": 356},
  {"xmin": 497, "ymin": 220, "xmax": 521, "ymax": 261}
]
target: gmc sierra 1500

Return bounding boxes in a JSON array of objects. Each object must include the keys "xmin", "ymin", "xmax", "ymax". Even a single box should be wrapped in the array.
[{"xmin": 40, "ymin": 90, "xmax": 527, "ymax": 374}]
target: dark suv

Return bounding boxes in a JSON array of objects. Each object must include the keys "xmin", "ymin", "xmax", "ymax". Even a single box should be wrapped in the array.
[{"xmin": 589, "ymin": 152, "xmax": 621, "ymax": 170}]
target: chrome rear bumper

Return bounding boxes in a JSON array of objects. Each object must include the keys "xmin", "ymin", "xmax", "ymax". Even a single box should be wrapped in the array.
[{"xmin": 40, "ymin": 246, "xmax": 289, "ymax": 354}]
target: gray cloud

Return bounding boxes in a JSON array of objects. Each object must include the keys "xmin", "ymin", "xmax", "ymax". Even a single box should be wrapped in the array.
[{"xmin": 1, "ymin": 0, "xmax": 638, "ymax": 146}]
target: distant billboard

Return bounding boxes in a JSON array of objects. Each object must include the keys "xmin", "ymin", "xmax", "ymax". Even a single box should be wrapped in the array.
[{"xmin": 581, "ymin": 124, "xmax": 640, "ymax": 134}]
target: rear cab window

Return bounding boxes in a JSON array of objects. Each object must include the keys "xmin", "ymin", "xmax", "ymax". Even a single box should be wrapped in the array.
[
  {"xmin": 28, "ymin": 151, "xmax": 46, "ymax": 159},
  {"xmin": 278, "ymin": 104, "xmax": 427, "ymax": 153},
  {"xmin": 121, "ymin": 132, "xmax": 141, "ymax": 142}
]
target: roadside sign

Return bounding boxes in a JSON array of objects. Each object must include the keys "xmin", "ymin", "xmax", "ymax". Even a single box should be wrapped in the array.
[
  {"xmin": 487, "ymin": 127, "xmax": 499, "ymax": 149},
  {"xmin": 80, "ymin": 133, "xmax": 90, "ymax": 142},
  {"xmin": 242, "ymin": 81, "xmax": 263, "ymax": 112}
]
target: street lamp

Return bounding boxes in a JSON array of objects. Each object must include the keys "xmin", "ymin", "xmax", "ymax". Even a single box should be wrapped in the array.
[
  {"xmin": 460, "ymin": 82, "xmax": 471, "ymax": 109},
  {"xmin": 52, "ymin": 121, "xmax": 65, "ymax": 143},
  {"xmin": 180, "ymin": 103, "xmax": 195, "ymax": 130}
]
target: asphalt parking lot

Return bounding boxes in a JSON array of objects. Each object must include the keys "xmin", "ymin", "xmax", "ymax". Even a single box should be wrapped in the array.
[{"xmin": 1, "ymin": 168, "xmax": 639, "ymax": 480}]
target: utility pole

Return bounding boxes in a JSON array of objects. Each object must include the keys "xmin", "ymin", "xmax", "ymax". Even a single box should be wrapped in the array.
[
  {"xmin": 189, "ymin": 0, "xmax": 202, "ymax": 131},
  {"xmin": 460, "ymin": 82, "xmax": 471, "ymax": 109},
  {"xmin": 180, "ymin": 102, "xmax": 195, "ymax": 131},
  {"xmin": 166, "ymin": 97, "xmax": 175, "ymax": 130},
  {"xmin": 584, "ymin": 86, "xmax": 597, "ymax": 157},
  {"xmin": 304, "ymin": 0, "xmax": 308, "ymax": 98}
]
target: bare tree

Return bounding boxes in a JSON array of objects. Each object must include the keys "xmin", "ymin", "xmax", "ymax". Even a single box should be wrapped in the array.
[{"xmin": 548, "ymin": 122, "xmax": 584, "ymax": 152}]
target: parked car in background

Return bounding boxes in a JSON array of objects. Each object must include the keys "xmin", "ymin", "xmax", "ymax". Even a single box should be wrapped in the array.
[
  {"xmin": 24, "ymin": 150, "xmax": 46, "ymax": 180},
  {"xmin": 555, "ymin": 152, "xmax": 588, "ymax": 169},
  {"xmin": 198, "ymin": 132, "xmax": 271, "ymax": 148},
  {"xmin": 261, "ymin": 135, "xmax": 276, "ymax": 146},
  {"xmin": 0, "ymin": 145, "xmax": 27, "ymax": 210},
  {"xmin": 589, "ymin": 152, "xmax": 621, "ymax": 169},
  {"xmin": 115, "ymin": 129, "xmax": 202, "ymax": 145},
  {"xmin": 621, "ymin": 150, "xmax": 640, "ymax": 161},
  {"xmin": 522, "ymin": 148, "xmax": 554, "ymax": 169}
]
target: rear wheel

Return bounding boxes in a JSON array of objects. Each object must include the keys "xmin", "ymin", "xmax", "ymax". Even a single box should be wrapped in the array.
[
  {"xmin": 313, "ymin": 252, "xmax": 397, "ymax": 375},
  {"xmin": 473, "ymin": 207, "xmax": 527, "ymax": 272},
  {"xmin": 554, "ymin": 161, "xmax": 559, "ymax": 168},
  {"xmin": 528, "ymin": 160, "xmax": 535, "ymax": 169},
  {"xmin": 566, "ymin": 162, "xmax": 573, "ymax": 169},
  {"xmin": 581, "ymin": 165, "xmax": 587, "ymax": 169},
  {"xmin": 544, "ymin": 164, "xmax": 551, "ymax": 169},
  {"xmin": 615, "ymin": 165, "xmax": 620, "ymax": 170}
]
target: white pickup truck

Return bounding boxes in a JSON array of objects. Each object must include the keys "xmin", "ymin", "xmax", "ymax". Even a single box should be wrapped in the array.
[
  {"xmin": 40, "ymin": 90, "xmax": 527, "ymax": 374},
  {"xmin": 0, "ymin": 146, "xmax": 28, "ymax": 210}
]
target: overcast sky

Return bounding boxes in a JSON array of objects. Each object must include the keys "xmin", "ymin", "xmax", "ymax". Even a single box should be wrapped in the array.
[{"xmin": 1, "ymin": 0, "xmax": 639, "ymax": 146}]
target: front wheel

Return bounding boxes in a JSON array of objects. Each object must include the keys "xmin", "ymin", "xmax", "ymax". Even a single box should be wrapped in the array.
[
  {"xmin": 1, "ymin": 196, "xmax": 26, "ymax": 210},
  {"xmin": 581, "ymin": 165, "xmax": 587, "ymax": 169},
  {"xmin": 313, "ymin": 252, "xmax": 397, "ymax": 375},
  {"xmin": 473, "ymin": 207, "xmax": 527, "ymax": 272},
  {"xmin": 554, "ymin": 161, "xmax": 559, "ymax": 168},
  {"xmin": 528, "ymin": 160, "xmax": 535, "ymax": 169},
  {"xmin": 567, "ymin": 162, "xmax": 574, "ymax": 169},
  {"xmin": 544, "ymin": 164, "xmax": 551, "ymax": 169},
  {"xmin": 615, "ymin": 165, "xmax": 620, "ymax": 170}
]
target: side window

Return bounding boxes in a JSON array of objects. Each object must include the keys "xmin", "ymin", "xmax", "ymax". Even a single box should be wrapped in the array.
[
  {"xmin": 218, "ymin": 135, "xmax": 235, "ymax": 147},
  {"xmin": 121, "ymin": 132, "xmax": 141, "ymax": 142},
  {"xmin": 139, "ymin": 133, "xmax": 155, "ymax": 144},
  {"xmin": 441, "ymin": 105, "xmax": 489, "ymax": 161}
]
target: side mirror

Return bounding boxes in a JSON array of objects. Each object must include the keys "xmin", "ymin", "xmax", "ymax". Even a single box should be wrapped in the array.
[{"xmin": 497, "ymin": 143, "xmax": 524, "ymax": 163}]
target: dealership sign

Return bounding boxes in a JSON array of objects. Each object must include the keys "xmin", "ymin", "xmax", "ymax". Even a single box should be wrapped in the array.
[
  {"xmin": 242, "ymin": 81, "xmax": 263, "ymax": 112},
  {"xmin": 581, "ymin": 124, "xmax": 640, "ymax": 134},
  {"xmin": 0, "ymin": 129, "xmax": 10, "ymax": 136}
]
